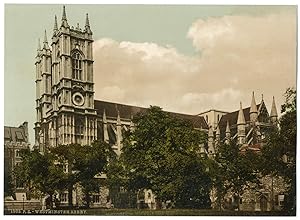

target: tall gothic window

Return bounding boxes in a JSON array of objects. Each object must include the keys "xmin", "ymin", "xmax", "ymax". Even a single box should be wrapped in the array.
[{"xmin": 72, "ymin": 51, "xmax": 82, "ymax": 80}]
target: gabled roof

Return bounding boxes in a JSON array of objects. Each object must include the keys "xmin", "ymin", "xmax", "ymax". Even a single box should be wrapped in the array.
[
  {"xmin": 94, "ymin": 100, "xmax": 208, "ymax": 129},
  {"xmin": 4, "ymin": 126, "xmax": 27, "ymax": 142},
  {"xmin": 94, "ymin": 100, "xmax": 147, "ymax": 119}
]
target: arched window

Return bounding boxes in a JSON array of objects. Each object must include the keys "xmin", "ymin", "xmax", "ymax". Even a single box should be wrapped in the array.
[{"xmin": 72, "ymin": 51, "xmax": 82, "ymax": 80}]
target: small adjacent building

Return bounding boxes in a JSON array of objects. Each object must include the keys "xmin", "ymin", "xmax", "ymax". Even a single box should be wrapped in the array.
[{"xmin": 4, "ymin": 121, "xmax": 30, "ymax": 200}]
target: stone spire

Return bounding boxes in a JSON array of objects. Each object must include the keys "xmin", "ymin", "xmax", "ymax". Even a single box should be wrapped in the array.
[
  {"xmin": 260, "ymin": 94, "xmax": 265, "ymax": 106},
  {"xmin": 216, "ymin": 125, "xmax": 220, "ymax": 139},
  {"xmin": 116, "ymin": 110, "xmax": 122, "ymax": 155},
  {"xmin": 43, "ymin": 30, "xmax": 50, "ymax": 50},
  {"xmin": 237, "ymin": 102, "xmax": 246, "ymax": 145},
  {"xmin": 237, "ymin": 102, "xmax": 246, "ymax": 125},
  {"xmin": 117, "ymin": 110, "xmax": 121, "ymax": 125},
  {"xmin": 249, "ymin": 91, "xmax": 258, "ymax": 123},
  {"xmin": 226, "ymin": 120, "xmax": 230, "ymax": 134},
  {"xmin": 37, "ymin": 38, "xmax": 41, "ymax": 51},
  {"xmin": 85, "ymin": 13, "xmax": 90, "ymax": 27},
  {"xmin": 270, "ymin": 96, "xmax": 278, "ymax": 124},
  {"xmin": 61, "ymin": 5, "xmax": 69, "ymax": 28},
  {"xmin": 215, "ymin": 125, "xmax": 220, "ymax": 150},
  {"xmin": 36, "ymin": 38, "xmax": 41, "ymax": 56},
  {"xmin": 225, "ymin": 120, "xmax": 231, "ymax": 144},
  {"xmin": 208, "ymin": 126, "xmax": 215, "ymax": 157},
  {"xmin": 84, "ymin": 13, "xmax": 92, "ymax": 34},
  {"xmin": 53, "ymin": 15, "xmax": 58, "ymax": 35},
  {"xmin": 103, "ymin": 109, "xmax": 109, "ymax": 143}
]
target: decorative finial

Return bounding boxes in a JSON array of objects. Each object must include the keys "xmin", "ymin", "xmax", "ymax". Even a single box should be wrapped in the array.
[
  {"xmin": 61, "ymin": 5, "xmax": 69, "ymax": 27},
  {"xmin": 250, "ymin": 91, "xmax": 258, "ymax": 114},
  {"xmin": 76, "ymin": 23, "xmax": 80, "ymax": 31},
  {"xmin": 270, "ymin": 96, "xmax": 278, "ymax": 118},
  {"xmin": 117, "ymin": 110, "xmax": 121, "ymax": 125},
  {"xmin": 43, "ymin": 30, "xmax": 48, "ymax": 43},
  {"xmin": 237, "ymin": 101, "xmax": 246, "ymax": 125},
  {"xmin": 62, "ymin": 5, "xmax": 67, "ymax": 20},
  {"xmin": 226, "ymin": 120, "xmax": 230, "ymax": 133},
  {"xmin": 84, "ymin": 13, "xmax": 92, "ymax": 34},
  {"xmin": 53, "ymin": 15, "xmax": 58, "ymax": 32},
  {"xmin": 37, "ymin": 38, "xmax": 41, "ymax": 51},
  {"xmin": 85, "ymin": 13, "xmax": 90, "ymax": 27},
  {"xmin": 42, "ymin": 30, "xmax": 50, "ymax": 50}
]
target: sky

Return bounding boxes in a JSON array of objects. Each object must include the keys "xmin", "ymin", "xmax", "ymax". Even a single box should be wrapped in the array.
[{"xmin": 4, "ymin": 4, "xmax": 297, "ymax": 145}]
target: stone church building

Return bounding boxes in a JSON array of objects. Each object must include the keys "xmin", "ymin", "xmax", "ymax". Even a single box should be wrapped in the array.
[{"xmin": 34, "ymin": 6, "xmax": 286, "ymax": 210}]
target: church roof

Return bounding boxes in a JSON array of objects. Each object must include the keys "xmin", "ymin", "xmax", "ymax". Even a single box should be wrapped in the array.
[
  {"xmin": 218, "ymin": 104, "xmax": 261, "ymax": 131},
  {"xmin": 4, "ymin": 126, "xmax": 27, "ymax": 143},
  {"xmin": 94, "ymin": 100, "xmax": 208, "ymax": 129}
]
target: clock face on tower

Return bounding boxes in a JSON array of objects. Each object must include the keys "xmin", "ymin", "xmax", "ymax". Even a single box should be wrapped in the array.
[{"xmin": 72, "ymin": 92, "xmax": 85, "ymax": 106}]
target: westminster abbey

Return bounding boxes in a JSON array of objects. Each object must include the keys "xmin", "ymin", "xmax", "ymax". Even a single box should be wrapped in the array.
[{"xmin": 34, "ymin": 6, "xmax": 285, "ymax": 211}]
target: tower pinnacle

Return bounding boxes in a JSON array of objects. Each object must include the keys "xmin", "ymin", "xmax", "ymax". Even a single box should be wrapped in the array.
[
  {"xmin": 84, "ymin": 13, "xmax": 92, "ymax": 34},
  {"xmin": 53, "ymin": 15, "xmax": 58, "ymax": 34},
  {"xmin": 85, "ymin": 13, "xmax": 90, "ymax": 27},
  {"xmin": 117, "ymin": 110, "xmax": 121, "ymax": 125},
  {"xmin": 37, "ymin": 38, "xmax": 41, "ymax": 51},
  {"xmin": 36, "ymin": 38, "xmax": 41, "ymax": 57},
  {"xmin": 270, "ymin": 96, "xmax": 278, "ymax": 124},
  {"xmin": 250, "ymin": 91, "xmax": 258, "ymax": 123},
  {"xmin": 237, "ymin": 102, "xmax": 246, "ymax": 145},
  {"xmin": 250, "ymin": 91, "xmax": 258, "ymax": 114},
  {"xmin": 61, "ymin": 5, "xmax": 69, "ymax": 28},
  {"xmin": 237, "ymin": 102, "xmax": 246, "ymax": 125},
  {"xmin": 226, "ymin": 120, "xmax": 230, "ymax": 134},
  {"xmin": 43, "ymin": 30, "xmax": 50, "ymax": 50},
  {"xmin": 225, "ymin": 120, "xmax": 231, "ymax": 144}
]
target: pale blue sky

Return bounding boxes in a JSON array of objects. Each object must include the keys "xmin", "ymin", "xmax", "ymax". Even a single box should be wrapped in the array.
[{"xmin": 4, "ymin": 5, "xmax": 297, "ymax": 145}]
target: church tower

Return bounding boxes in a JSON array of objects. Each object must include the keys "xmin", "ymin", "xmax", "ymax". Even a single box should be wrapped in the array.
[{"xmin": 35, "ymin": 6, "xmax": 97, "ymax": 150}]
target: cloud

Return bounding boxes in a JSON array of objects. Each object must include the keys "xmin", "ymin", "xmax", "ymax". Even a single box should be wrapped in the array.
[
  {"xmin": 181, "ymin": 88, "xmax": 242, "ymax": 112},
  {"xmin": 186, "ymin": 12, "xmax": 296, "ymax": 96},
  {"xmin": 93, "ymin": 38, "xmax": 204, "ymax": 113},
  {"xmin": 93, "ymin": 11, "xmax": 296, "ymax": 115}
]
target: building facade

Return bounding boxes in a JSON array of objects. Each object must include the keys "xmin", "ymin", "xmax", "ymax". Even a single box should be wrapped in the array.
[
  {"xmin": 34, "ymin": 6, "xmax": 208, "ymax": 155},
  {"xmin": 4, "ymin": 122, "xmax": 30, "ymax": 200},
  {"xmin": 34, "ymin": 6, "xmax": 285, "ymax": 210}
]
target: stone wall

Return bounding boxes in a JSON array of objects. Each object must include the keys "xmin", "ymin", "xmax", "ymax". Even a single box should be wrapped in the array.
[{"xmin": 4, "ymin": 200, "xmax": 41, "ymax": 211}]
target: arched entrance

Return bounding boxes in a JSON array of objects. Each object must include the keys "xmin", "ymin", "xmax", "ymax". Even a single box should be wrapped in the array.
[{"xmin": 260, "ymin": 195, "xmax": 268, "ymax": 211}]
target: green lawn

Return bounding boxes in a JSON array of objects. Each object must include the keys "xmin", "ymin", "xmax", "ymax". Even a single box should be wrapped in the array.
[{"xmin": 85, "ymin": 208, "xmax": 290, "ymax": 216}]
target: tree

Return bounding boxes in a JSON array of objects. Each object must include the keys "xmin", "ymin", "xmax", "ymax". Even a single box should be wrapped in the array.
[
  {"xmin": 4, "ymin": 169, "xmax": 14, "ymax": 198},
  {"xmin": 212, "ymin": 141, "xmax": 259, "ymax": 210},
  {"xmin": 119, "ymin": 106, "xmax": 211, "ymax": 208},
  {"xmin": 106, "ymin": 160, "xmax": 137, "ymax": 208},
  {"xmin": 52, "ymin": 141, "xmax": 116, "ymax": 208},
  {"xmin": 14, "ymin": 149, "xmax": 67, "ymax": 208},
  {"xmin": 260, "ymin": 88, "xmax": 296, "ymax": 214}
]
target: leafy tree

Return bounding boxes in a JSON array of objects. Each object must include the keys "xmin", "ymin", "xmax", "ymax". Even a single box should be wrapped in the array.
[
  {"xmin": 14, "ymin": 149, "xmax": 67, "ymax": 208},
  {"xmin": 260, "ymin": 88, "xmax": 296, "ymax": 214},
  {"xmin": 52, "ymin": 141, "xmax": 116, "ymax": 208},
  {"xmin": 4, "ymin": 169, "xmax": 14, "ymax": 198},
  {"xmin": 106, "ymin": 160, "xmax": 136, "ymax": 208},
  {"xmin": 212, "ymin": 141, "xmax": 259, "ymax": 210},
  {"xmin": 120, "ymin": 106, "xmax": 211, "ymax": 208}
]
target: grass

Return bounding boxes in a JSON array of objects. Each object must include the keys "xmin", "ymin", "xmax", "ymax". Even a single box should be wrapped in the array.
[{"xmin": 85, "ymin": 208, "xmax": 291, "ymax": 216}]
